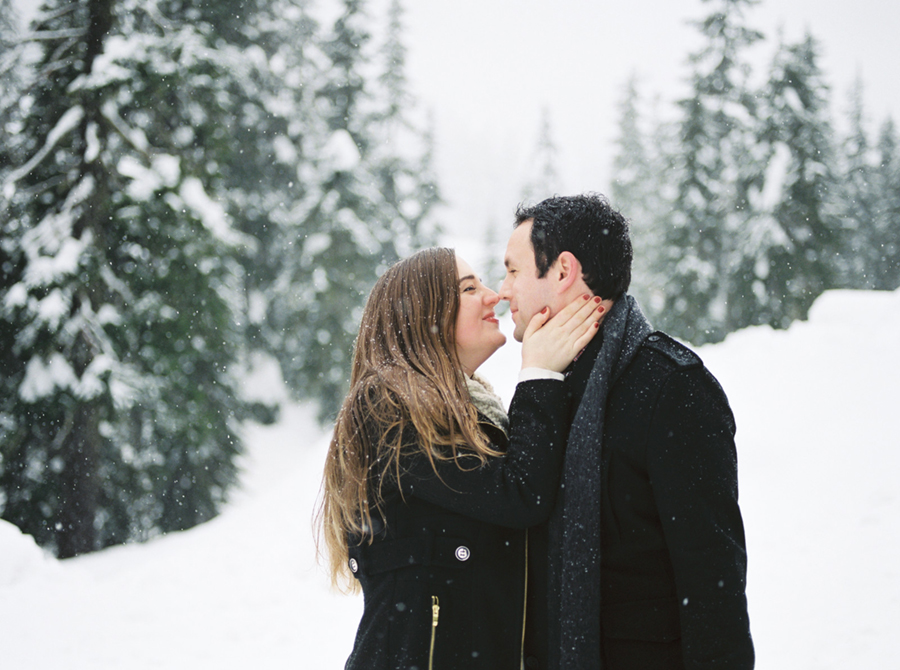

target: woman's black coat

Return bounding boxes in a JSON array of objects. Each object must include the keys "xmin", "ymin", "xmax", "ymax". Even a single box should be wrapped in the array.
[{"xmin": 344, "ymin": 379, "xmax": 568, "ymax": 670}]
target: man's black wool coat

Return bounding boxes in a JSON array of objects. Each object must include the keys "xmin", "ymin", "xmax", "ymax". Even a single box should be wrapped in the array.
[{"xmin": 523, "ymin": 330, "xmax": 754, "ymax": 670}]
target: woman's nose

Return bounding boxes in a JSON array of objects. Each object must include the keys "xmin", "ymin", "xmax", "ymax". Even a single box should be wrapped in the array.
[{"xmin": 484, "ymin": 289, "xmax": 500, "ymax": 307}]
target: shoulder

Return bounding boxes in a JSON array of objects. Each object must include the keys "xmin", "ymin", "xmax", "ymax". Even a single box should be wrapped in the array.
[
  {"xmin": 640, "ymin": 331, "xmax": 702, "ymax": 370},
  {"xmin": 636, "ymin": 332, "xmax": 735, "ymax": 429},
  {"xmin": 616, "ymin": 331, "xmax": 723, "ymax": 404}
]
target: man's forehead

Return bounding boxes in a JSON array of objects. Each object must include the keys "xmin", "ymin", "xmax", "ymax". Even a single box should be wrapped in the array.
[{"xmin": 506, "ymin": 221, "xmax": 534, "ymax": 261}]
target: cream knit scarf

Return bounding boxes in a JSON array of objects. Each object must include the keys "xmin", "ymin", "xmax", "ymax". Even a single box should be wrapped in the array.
[{"xmin": 466, "ymin": 372, "xmax": 509, "ymax": 436}]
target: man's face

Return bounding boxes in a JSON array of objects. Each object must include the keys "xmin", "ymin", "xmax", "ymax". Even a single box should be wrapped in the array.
[{"xmin": 499, "ymin": 220, "xmax": 560, "ymax": 342}]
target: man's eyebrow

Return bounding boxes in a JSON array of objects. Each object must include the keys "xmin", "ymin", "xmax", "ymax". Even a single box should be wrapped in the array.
[{"xmin": 458, "ymin": 274, "xmax": 476, "ymax": 283}]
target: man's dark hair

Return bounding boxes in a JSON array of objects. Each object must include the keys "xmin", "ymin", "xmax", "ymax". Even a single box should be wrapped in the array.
[{"xmin": 515, "ymin": 193, "xmax": 632, "ymax": 300}]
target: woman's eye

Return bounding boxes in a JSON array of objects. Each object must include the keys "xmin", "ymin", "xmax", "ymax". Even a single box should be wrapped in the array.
[{"xmin": 462, "ymin": 285, "xmax": 476, "ymax": 293}]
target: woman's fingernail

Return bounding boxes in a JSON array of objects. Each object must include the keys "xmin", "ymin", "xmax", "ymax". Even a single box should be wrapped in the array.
[
  {"xmin": 583, "ymin": 294, "xmax": 590, "ymax": 300},
  {"xmin": 594, "ymin": 296, "xmax": 601, "ymax": 303}
]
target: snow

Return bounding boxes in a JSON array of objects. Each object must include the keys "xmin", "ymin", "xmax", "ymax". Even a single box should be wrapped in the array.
[
  {"xmin": 758, "ymin": 142, "xmax": 791, "ymax": 211},
  {"xmin": 34, "ymin": 287, "xmax": 70, "ymax": 330},
  {"xmin": 2, "ymin": 105, "xmax": 83, "ymax": 197},
  {"xmin": 2, "ymin": 287, "xmax": 899, "ymax": 668},
  {"xmin": 118, "ymin": 155, "xmax": 173, "ymax": 201},
  {"xmin": 19, "ymin": 353, "xmax": 79, "ymax": 402},
  {"xmin": 179, "ymin": 177, "xmax": 248, "ymax": 248},
  {"xmin": 323, "ymin": 129, "xmax": 362, "ymax": 172},
  {"xmin": 23, "ymin": 231, "xmax": 90, "ymax": 287},
  {"xmin": 273, "ymin": 135, "xmax": 299, "ymax": 164},
  {"xmin": 0, "ymin": 522, "xmax": 60, "ymax": 587}
]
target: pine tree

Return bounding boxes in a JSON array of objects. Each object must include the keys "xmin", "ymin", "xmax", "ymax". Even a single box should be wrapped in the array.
[
  {"xmin": 479, "ymin": 216, "xmax": 507, "ymax": 296},
  {"xmin": 659, "ymin": 0, "xmax": 765, "ymax": 343},
  {"xmin": 837, "ymin": 77, "xmax": 882, "ymax": 289},
  {"xmin": 0, "ymin": 0, "xmax": 29, "ymax": 172},
  {"xmin": 869, "ymin": 118, "xmax": 900, "ymax": 290},
  {"xmin": 610, "ymin": 76, "xmax": 673, "ymax": 319},
  {"xmin": 0, "ymin": 0, "xmax": 259, "ymax": 556},
  {"xmin": 0, "ymin": 0, "xmax": 31, "ymax": 541},
  {"xmin": 266, "ymin": 0, "xmax": 439, "ymax": 421},
  {"xmin": 756, "ymin": 33, "xmax": 843, "ymax": 328},
  {"xmin": 520, "ymin": 107, "xmax": 561, "ymax": 204},
  {"xmin": 370, "ymin": 0, "xmax": 441, "ymax": 255}
]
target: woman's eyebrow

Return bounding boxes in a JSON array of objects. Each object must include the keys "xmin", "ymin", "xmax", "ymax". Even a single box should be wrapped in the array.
[{"xmin": 458, "ymin": 274, "xmax": 476, "ymax": 283}]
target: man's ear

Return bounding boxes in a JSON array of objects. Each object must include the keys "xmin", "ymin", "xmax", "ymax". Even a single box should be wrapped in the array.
[{"xmin": 553, "ymin": 251, "xmax": 582, "ymax": 294}]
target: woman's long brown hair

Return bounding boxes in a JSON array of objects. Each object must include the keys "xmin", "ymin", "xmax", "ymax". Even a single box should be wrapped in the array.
[{"xmin": 317, "ymin": 248, "xmax": 502, "ymax": 591}]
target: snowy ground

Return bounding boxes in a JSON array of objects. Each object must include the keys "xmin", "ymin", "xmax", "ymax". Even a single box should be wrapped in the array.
[{"xmin": 2, "ymin": 288, "xmax": 899, "ymax": 668}]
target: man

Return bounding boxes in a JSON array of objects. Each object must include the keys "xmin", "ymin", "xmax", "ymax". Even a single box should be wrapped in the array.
[{"xmin": 500, "ymin": 194, "xmax": 754, "ymax": 669}]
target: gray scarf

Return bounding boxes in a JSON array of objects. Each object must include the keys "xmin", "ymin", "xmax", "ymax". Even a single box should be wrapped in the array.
[
  {"xmin": 553, "ymin": 294, "xmax": 652, "ymax": 669},
  {"xmin": 466, "ymin": 372, "xmax": 509, "ymax": 436}
]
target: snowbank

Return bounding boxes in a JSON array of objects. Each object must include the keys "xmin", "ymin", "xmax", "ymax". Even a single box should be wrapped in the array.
[{"xmin": 0, "ymin": 519, "xmax": 59, "ymax": 587}]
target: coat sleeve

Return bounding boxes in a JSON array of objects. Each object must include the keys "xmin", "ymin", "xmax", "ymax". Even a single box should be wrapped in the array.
[
  {"xmin": 646, "ymin": 367, "xmax": 755, "ymax": 669},
  {"xmin": 388, "ymin": 379, "xmax": 569, "ymax": 528}
]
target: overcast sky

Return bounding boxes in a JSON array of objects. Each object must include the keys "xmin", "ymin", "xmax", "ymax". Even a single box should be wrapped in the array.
[{"xmin": 400, "ymin": 0, "xmax": 900, "ymax": 254}]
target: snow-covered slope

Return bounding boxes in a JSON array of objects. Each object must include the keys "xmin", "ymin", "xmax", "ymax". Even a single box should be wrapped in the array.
[{"xmin": 2, "ymin": 288, "xmax": 898, "ymax": 668}]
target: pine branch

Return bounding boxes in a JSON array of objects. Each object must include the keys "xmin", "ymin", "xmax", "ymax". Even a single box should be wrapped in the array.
[{"xmin": 16, "ymin": 28, "xmax": 88, "ymax": 43}]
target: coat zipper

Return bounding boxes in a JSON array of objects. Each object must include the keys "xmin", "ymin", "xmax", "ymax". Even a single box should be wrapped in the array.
[
  {"xmin": 520, "ymin": 530, "xmax": 529, "ymax": 669},
  {"xmin": 429, "ymin": 595, "xmax": 440, "ymax": 670}
]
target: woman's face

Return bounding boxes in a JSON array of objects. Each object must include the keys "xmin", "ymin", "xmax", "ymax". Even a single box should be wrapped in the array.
[{"xmin": 454, "ymin": 256, "xmax": 506, "ymax": 375}]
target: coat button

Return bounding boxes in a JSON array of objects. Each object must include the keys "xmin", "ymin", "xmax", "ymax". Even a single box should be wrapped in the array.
[
  {"xmin": 525, "ymin": 656, "xmax": 540, "ymax": 669},
  {"xmin": 648, "ymin": 334, "xmax": 660, "ymax": 342},
  {"xmin": 454, "ymin": 545, "xmax": 471, "ymax": 561},
  {"xmin": 349, "ymin": 558, "xmax": 359, "ymax": 573}
]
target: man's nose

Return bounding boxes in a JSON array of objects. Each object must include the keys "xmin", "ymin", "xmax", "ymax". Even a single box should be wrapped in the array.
[{"xmin": 498, "ymin": 276, "xmax": 511, "ymax": 301}]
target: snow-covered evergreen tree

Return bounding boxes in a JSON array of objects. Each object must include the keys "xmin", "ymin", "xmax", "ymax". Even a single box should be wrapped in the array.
[
  {"xmin": 870, "ymin": 118, "xmax": 900, "ymax": 290},
  {"xmin": 520, "ymin": 107, "xmax": 561, "ymax": 205},
  {"xmin": 478, "ymin": 215, "xmax": 508, "ymax": 297},
  {"xmin": 610, "ymin": 76, "xmax": 673, "ymax": 319},
  {"xmin": 0, "ymin": 0, "xmax": 29, "ymax": 168},
  {"xmin": 370, "ymin": 0, "xmax": 441, "ymax": 253},
  {"xmin": 0, "ymin": 0, "xmax": 261, "ymax": 556},
  {"xmin": 837, "ymin": 78, "xmax": 883, "ymax": 290},
  {"xmin": 658, "ymin": 0, "xmax": 765, "ymax": 344},
  {"xmin": 266, "ymin": 0, "xmax": 439, "ymax": 421},
  {"xmin": 755, "ymin": 33, "xmax": 843, "ymax": 328},
  {"xmin": 202, "ymin": 0, "xmax": 320, "ymax": 358}
]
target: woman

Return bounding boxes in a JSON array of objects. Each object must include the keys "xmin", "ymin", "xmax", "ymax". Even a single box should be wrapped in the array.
[{"xmin": 319, "ymin": 248, "xmax": 604, "ymax": 670}]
